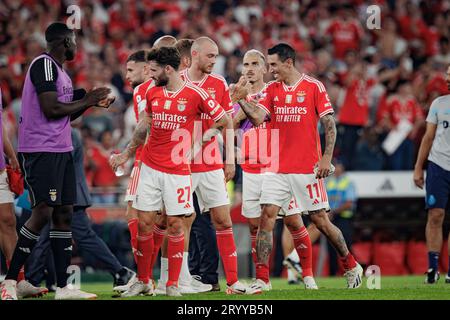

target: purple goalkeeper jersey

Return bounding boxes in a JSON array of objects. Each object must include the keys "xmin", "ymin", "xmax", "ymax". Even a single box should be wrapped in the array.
[
  {"xmin": 0, "ymin": 89, "xmax": 5, "ymax": 170},
  {"xmin": 18, "ymin": 53, "xmax": 73, "ymax": 153}
]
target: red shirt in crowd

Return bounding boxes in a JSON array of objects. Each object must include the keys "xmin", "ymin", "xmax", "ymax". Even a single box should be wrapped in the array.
[
  {"xmin": 338, "ymin": 78, "xmax": 375, "ymax": 126},
  {"xmin": 326, "ymin": 19, "xmax": 363, "ymax": 59}
]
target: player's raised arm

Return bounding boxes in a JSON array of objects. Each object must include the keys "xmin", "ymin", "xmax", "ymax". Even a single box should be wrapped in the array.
[{"xmin": 232, "ymin": 77, "xmax": 266, "ymax": 127}]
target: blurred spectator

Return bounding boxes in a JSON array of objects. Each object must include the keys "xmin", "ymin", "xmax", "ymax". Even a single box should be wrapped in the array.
[
  {"xmin": 353, "ymin": 127, "xmax": 385, "ymax": 171},
  {"xmin": 336, "ymin": 61, "xmax": 375, "ymax": 170},
  {"xmin": 86, "ymin": 130, "xmax": 119, "ymax": 204},
  {"xmin": 325, "ymin": 4, "xmax": 364, "ymax": 60},
  {"xmin": 378, "ymin": 80, "xmax": 425, "ymax": 170}
]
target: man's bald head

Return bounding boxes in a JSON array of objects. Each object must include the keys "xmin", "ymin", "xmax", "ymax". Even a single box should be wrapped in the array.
[
  {"xmin": 191, "ymin": 37, "xmax": 218, "ymax": 53},
  {"xmin": 191, "ymin": 37, "xmax": 219, "ymax": 74},
  {"xmin": 153, "ymin": 35, "xmax": 177, "ymax": 48}
]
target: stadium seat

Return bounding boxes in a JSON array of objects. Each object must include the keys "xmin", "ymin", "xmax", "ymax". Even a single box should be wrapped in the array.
[
  {"xmin": 373, "ymin": 242, "xmax": 408, "ymax": 275},
  {"xmin": 406, "ymin": 241, "xmax": 428, "ymax": 275}
]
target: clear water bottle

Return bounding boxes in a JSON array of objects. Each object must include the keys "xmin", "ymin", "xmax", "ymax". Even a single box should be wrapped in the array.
[
  {"xmin": 115, "ymin": 165, "xmax": 125, "ymax": 177},
  {"xmin": 110, "ymin": 154, "xmax": 125, "ymax": 177}
]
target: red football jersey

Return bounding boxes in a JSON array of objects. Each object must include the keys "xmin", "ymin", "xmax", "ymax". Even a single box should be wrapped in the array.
[
  {"xmin": 235, "ymin": 87, "xmax": 271, "ymax": 174},
  {"xmin": 326, "ymin": 19, "xmax": 363, "ymax": 59},
  {"xmin": 132, "ymin": 79, "xmax": 154, "ymax": 161},
  {"xmin": 181, "ymin": 69, "xmax": 234, "ymax": 172},
  {"xmin": 338, "ymin": 78, "xmax": 374, "ymax": 126},
  {"xmin": 141, "ymin": 82, "xmax": 226, "ymax": 175},
  {"xmin": 257, "ymin": 75, "xmax": 334, "ymax": 174},
  {"xmin": 382, "ymin": 95, "xmax": 424, "ymax": 126}
]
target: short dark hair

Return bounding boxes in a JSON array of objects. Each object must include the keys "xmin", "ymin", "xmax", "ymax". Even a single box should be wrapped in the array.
[
  {"xmin": 175, "ymin": 39, "xmax": 194, "ymax": 59},
  {"xmin": 45, "ymin": 22, "xmax": 73, "ymax": 43},
  {"xmin": 127, "ymin": 50, "xmax": 148, "ymax": 63},
  {"xmin": 268, "ymin": 43, "xmax": 296, "ymax": 65},
  {"xmin": 147, "ymin": 47, "xmax": 180, "ymax": 70}
]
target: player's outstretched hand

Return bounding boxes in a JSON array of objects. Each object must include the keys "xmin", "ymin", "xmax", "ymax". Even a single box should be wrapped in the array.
[
  {"xmin": 413, "ymin": 167, "xmax": 424, "ymax": 189},
  {"xmin": 84, "ymin": 87, "xmax": 111, "ymax": 107}
]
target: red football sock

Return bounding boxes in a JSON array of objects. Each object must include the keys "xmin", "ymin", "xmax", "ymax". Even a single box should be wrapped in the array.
[
  {"xmin": 6, "ymin": 260, "xmax": 24, "ymax": 282},
  {"xmin": 251, "ymin": 231, "xmax": 269, "ymax": 283},
  {"xmin": 150, "ymin": 224, "xmax": 166, "ymax": 278},
  {"xmin": 216, "ymin": 228, "xmax": 238, "ymax": 286},
  {"xmin": 340, "ymin": 252, "xmax": 357, "ymax": 271},
  {"xmin": 136, "ymin": 232, "xmax": 153, "ymax": 284},
  {"xmin": 128, "ymin": 218, "xmax": 139, "ymax": 264},
  {"xmin": 167, "ymin": 233, "xmax": 184, "ymax": 287},
  {"xmin": 291, "ymin": 227, "xmax": 313, "ymax": 277}
]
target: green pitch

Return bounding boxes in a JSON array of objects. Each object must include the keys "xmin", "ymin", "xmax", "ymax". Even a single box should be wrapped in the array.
[{"xmin": 36, "ymin": 276, "xmax": 450, "ymax": 300}]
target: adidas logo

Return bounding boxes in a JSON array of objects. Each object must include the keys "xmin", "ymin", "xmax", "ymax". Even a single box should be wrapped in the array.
[
  {"xmin": 18, "ymin": 247, "xmax": 31, "ymax": 253},
  {"xmin": 229, "ymin": 251, "xmax": 237, "ymax": 257},
  {"xmin": 251, "ymin": 248, "xmax": 256, "ymax": 253},
  {"xmin": 171, "ymin": 252, "xmax": 183, "ymax": 259},
  {"xmin": 274, "ymin": 96, "xmax": 279, "ymax": 101},
  {"xmin": 184, "ymin": 203, "xmax": 191, "ymax": 209},
  {"xmin": 378, "ymin": 179, "xmax": 394, "ymax": 192},
  {"xmin": 136, "ymin": 250, "xmax": 144, "ymax": 257},
  {"xmin": 64, "ymin": 246, "xmax": 73, "ymax": 251},
  {"xmin": 296, "ymin": 244, "xmax": 308, "ymax": 249},
  {"xmin": 312, "ymin": 199, "xmax": 319, "ymax": 205}
]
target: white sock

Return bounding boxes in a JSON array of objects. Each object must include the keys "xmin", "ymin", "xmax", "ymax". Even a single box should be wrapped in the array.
[
  {"xmin": 288, "ymin": 249, "xmax": 300, "ymax": 263},
  {"xmin": 179, "ymin": 252, "xmax": 192, "ymax": 284},
  {"xmin": 159, "ymin": 257, "xmax": 168, "ymax": 285}
]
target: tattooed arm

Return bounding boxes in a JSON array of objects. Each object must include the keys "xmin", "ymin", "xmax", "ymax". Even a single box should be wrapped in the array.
[
  {"xmin": 237, "ymin": 99, "xmax": 266, "ymax": 127},
  {"xmin": 315, "ymin": 113, "xmax": 336, "ymax": 179},
  {"xmin": 109, "ymin": 114, "xmax": 152, "ymax": 171}
]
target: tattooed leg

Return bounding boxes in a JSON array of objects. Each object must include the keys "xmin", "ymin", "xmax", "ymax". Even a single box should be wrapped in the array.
[
  {"xmin": 256, "ymin": 204, "xmax": 280, "ymax": 264},
  {"xmin": 309, "ymin": 209, "xmax": 349, "ymax": 257}
]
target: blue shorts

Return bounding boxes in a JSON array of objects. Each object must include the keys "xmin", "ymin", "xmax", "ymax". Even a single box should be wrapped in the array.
[{"xmin": 425, "ymin": 161, "xmax": 450, "ymax": 210}]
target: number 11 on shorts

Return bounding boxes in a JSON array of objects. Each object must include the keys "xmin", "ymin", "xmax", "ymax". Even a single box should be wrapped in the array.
[{"xmin": 306, "ymin": 183, "xmax": 320, "ymax": 199}]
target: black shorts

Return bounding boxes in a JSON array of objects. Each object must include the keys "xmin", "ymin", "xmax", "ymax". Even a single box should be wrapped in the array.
[
  {"xmin": 19, "ymin": 152, "xmax": 76, "ymax": 208},
  {"xmin": 425, "ymin": 161, "xmax": 450, "ymax": 210}
]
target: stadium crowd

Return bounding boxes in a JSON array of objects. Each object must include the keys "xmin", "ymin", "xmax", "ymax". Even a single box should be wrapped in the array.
[{"xmin": 0, "ymin": 0, "xmax": 449, "ymax": 199}]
